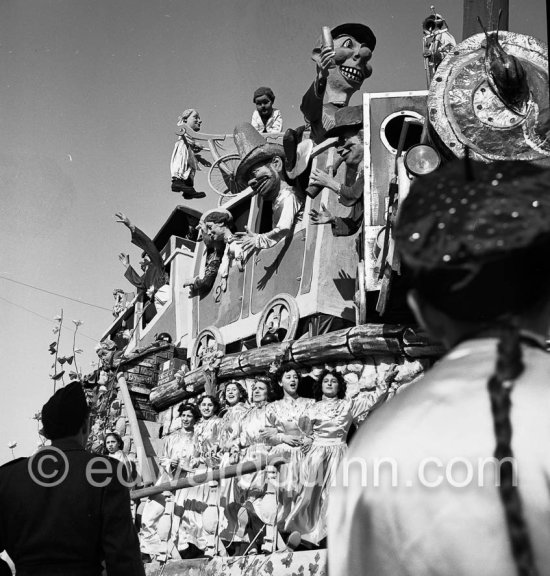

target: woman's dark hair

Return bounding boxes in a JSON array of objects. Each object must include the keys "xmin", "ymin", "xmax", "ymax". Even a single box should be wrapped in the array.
[
  {"xmin": 269, "ymin": 366, "xmax": 302, "ymax": 401},
  {"xmin": 104, "ymin": 431, "xmax": 124, "ymax": 452},
  {"xmin": 253, "ymin": 375, "xmax": 278, "ymax": 402},
  {"xmin": 223, "ymin": 380, "xmax": 248, "ymax": 404},
  {"xmin": 313, "ymin": 369, "xmax": 347, "ymax": 401},
  {"xmin": 199, "ymin": 394, "xmax": 220, "ymax": 416},
  {"xmin": 177, "ymin": 402, "xmax": 200, "ymax": 421}
]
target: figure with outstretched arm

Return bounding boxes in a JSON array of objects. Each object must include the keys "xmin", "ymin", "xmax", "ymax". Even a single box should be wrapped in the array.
[
  {"xmin": 232, "ymin": 123, "xmax": 305, "ymax": 263},
  {"xmin": 116, "ymin": 212, "xmax": 170, "ymax": 306}
]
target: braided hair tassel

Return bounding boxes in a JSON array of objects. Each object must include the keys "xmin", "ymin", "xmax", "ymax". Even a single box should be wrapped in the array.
[{"xmin": 487, "ymin": 325, "xmax": 539, "ymax": 576}]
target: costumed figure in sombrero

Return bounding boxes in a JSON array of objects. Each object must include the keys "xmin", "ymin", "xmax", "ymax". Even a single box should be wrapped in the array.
[
  {"xmin": 283, "ymin": 23, "xmax": 375, "ymax": 195},
  {"xmin": 328, "ymin": 158, "xmax": 550, "ymax": 576},
  {"xmin": 233, "ymin": 123, "xmax": 305, "ymax": 262}
]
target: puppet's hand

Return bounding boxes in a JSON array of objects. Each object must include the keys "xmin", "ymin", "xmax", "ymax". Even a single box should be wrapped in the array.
[
  {"xmin": 309, "ymin": 203, "xmax": 335, "ymax": 226},
  {"xmin": 239, "ymin": 226, "xmax": 258, "ymax": 252},
  {"xmin": 309, "ymin": 168, "xmax": 339, "ymax": 192},
  {"xmin": 118, "ymin": 253, "xmax": 130, "ymax": 268},
  {"xmin": 115, "ymin": 212, "xmax": 132, "ymax": 229},
  {"xmin": 182, "ymin": 277, "xmax": 196, "ymax": 288}
]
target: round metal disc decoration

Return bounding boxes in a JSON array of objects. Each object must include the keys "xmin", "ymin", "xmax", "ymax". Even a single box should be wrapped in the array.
[{"xmin": 428, "ymin": 32, "xmax": 549, "ymax": 161}]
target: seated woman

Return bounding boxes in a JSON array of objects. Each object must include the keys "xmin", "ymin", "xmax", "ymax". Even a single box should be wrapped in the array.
[{"xmin": 288, "ymin": 369, "xmax": 387, "ymax": 546}]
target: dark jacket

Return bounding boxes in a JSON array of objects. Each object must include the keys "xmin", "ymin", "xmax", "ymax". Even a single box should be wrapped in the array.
[
  {"xmin": 0, "ymin": 439, "xmax": 145, "ymax": 576},
  {"xmin": 124, "ymin": 225, "xmax": 167, "ymax": 294}
]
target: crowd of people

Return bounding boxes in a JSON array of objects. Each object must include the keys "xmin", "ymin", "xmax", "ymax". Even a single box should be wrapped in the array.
[
  {"xmin": 1, "ymin": 15, "xmax": 549, "ymax": 576},
  {"xmin": 138, "ymin": 366, "xmax": 389, "ymax": 559}
]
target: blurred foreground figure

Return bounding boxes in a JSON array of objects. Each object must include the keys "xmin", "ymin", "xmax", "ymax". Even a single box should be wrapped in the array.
[
  {"xmin": 328, "ymin": 159, "xmax": 550, "ymax": 576},
  {"xmin": 0, "ymin": 382, "xmax": 145, "ymax": 576}
]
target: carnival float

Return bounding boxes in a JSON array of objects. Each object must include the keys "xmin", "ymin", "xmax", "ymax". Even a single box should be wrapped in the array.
[{"xmin": 81, "ymin": 2, "xmax": 549, "ymax": 574}]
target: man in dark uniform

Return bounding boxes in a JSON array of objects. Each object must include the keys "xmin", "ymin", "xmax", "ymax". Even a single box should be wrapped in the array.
[{"xmin": 0, "ymin": 382, "xmax": 145, "ymax": 576}]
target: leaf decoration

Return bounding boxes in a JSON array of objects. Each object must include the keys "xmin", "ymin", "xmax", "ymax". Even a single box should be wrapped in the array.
[
  {"xmin": 49, "ymin": 342, "xmax": 57, "ymax": 354},
  {"xmin": 51, "ymin": 371, "xmax": 65, "ymax": 381},
  {"xmin": 66, "ymin": 356, "xmax": 74, "ymax": 365}
]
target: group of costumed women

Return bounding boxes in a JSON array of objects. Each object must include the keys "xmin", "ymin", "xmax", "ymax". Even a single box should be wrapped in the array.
[{"xmin": 139, "ymin": 366, "xmax": 388, "ymax": 557}]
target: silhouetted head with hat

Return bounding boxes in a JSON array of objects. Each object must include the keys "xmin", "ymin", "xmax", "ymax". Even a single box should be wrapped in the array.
[
  {"xmin": 41, "ymin": 381, "xmax": 91, "ymax": 443},
  {"xmin": 396, "ymin": 158, "xmax": 550, "ymax": 336},
  {"xmin": 234, "ymin": 122, "xmax": 287, "ymax": 199},
  {"xmin": 395, "ymin": 157, "xmax": 550, "ymax": 576}
]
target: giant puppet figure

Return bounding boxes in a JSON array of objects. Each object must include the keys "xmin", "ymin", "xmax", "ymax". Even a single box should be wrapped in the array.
[{"xmin": 284, "ymin": 23, "xmax": 375, "ymax": 192}]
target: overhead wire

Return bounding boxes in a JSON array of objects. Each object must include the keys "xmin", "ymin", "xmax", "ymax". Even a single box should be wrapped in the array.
[
  {"xmin": 0, "ymin": 273, "xmax": 112, "ymax": 312},
  {"xmin": 0, "ymin": 295, "xmax": 98, "ymax": 342}
]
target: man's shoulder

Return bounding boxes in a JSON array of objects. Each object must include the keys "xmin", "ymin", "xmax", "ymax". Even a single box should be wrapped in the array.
[{"xmin": 0, "ymin": 457, "xmax": 26, "ymax": 475}]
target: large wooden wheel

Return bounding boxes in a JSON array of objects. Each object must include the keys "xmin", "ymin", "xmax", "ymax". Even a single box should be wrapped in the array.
[
  {"xmin": 191, "ymin": 326, "xmax": 226, "ymax": 370},
  {"xmin": 256, "ymin": 294, "xmax": 299, "ymax": 347},
  {"xmin": 208, "ymin": 153, "xmax": 243, "ymax": 200}
]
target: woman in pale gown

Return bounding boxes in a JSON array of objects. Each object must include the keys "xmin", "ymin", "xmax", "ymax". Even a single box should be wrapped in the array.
[
  {"xmin": 176, "ymin": 396, "xmax": 221, "ymax": 553},
  {"xmin": 263, "ymin": 367, "xmax": 314, "ymax": 533},
  {"xmin": 217, "ymin": 381, "xmax": 249, "ymax": 548},
  {"xmin": 288, "ymin": 369, "xmax": 387, "ymax": 545},
  {"xmin": 233, "ymin": 378, "xmax": 277, "ymax": 552},
  {"xmin": 139, "ymin": 403, "xmax": 198, "ymax": 558}
]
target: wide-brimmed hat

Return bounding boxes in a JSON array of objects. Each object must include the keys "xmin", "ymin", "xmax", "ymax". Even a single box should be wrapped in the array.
[
  {"xmin": 234, "ymin": 123, "xmax": 285, "ymax": 188},
  {"xmin": 314, "ymin": 23, "xmax": 376, "ymax": 52},
  {"xmin": 324, "ymin": 105, "xmax": 363, "ymax": 139}
]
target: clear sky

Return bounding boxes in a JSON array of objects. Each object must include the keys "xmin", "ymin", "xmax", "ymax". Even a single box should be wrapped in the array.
[{"xmin": 0, "ymin": 0, "xmax": 547, "ymax": 464}]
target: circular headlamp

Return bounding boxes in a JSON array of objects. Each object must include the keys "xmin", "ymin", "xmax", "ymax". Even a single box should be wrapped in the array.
[{"xmin": 404, "ymin": 144, "xmax": 441, "ymax": 176}]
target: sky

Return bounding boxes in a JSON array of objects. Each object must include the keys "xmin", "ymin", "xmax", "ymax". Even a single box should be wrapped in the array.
[{"xmin": 0, "ymin": 0, "xmax": 547, "ymax": 464}]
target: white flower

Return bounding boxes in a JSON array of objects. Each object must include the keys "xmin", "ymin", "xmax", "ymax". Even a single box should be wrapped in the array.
[{"xmin": 72, "ymin": 320, "xmax": 83, "ymax": 327}]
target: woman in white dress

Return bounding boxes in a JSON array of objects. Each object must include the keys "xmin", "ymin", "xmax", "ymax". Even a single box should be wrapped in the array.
[
  {"xmin": 217, "ymin": 381, "xmax": 249, "ymax": 549},
  {"xmin": 289, "ymin": 369, "xmax": 387, "ymax": 545},
  {"xmin": 263, "ymin": 367, "xmax": 314, "ymax": 533}
]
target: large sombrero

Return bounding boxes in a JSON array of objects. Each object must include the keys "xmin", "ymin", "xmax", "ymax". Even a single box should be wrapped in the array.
[{"xmin": 234, "ymin": 123, "xmax": 285, "ymax": 188}]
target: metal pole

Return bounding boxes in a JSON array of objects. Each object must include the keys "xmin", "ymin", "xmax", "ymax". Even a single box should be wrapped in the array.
[{"xmin": 463, "ymin": 0, "xmax": 509, "ymax": 40}]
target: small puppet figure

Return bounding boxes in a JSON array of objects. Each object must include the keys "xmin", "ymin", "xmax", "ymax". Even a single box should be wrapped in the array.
[
  {"xmin": 116, "ymin": 212, "xmax": 170, "ymax": 307},
  {"xmin": 251, "ymin": 87, "xmax": 284, "ymax": 134},
  {"xmin": 284, "ymin": 23, "xmax": 376, "ymax": 196},
  {"xmin": 233, "ymin": 123, "xmax": 305, "ymax": 262},
  {"xmin": 182, "ymin": 210, "xmax": 226, "ymax": 298},
  {"xmin": 112, "ymin": 288, "xmax": 134, "ymax": 317},
  {"xmin": 170, "ymin": 109, "xmax": 208, "ymax": 199},
  {"xmin": 200, "ymin": 208, "xmax": 245, "ymax": 292}
]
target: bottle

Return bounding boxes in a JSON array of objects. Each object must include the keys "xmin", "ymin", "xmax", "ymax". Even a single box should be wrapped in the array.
[{"xmin": 321, "ymin": 26, "xmax": 334, "ymax": 50}]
